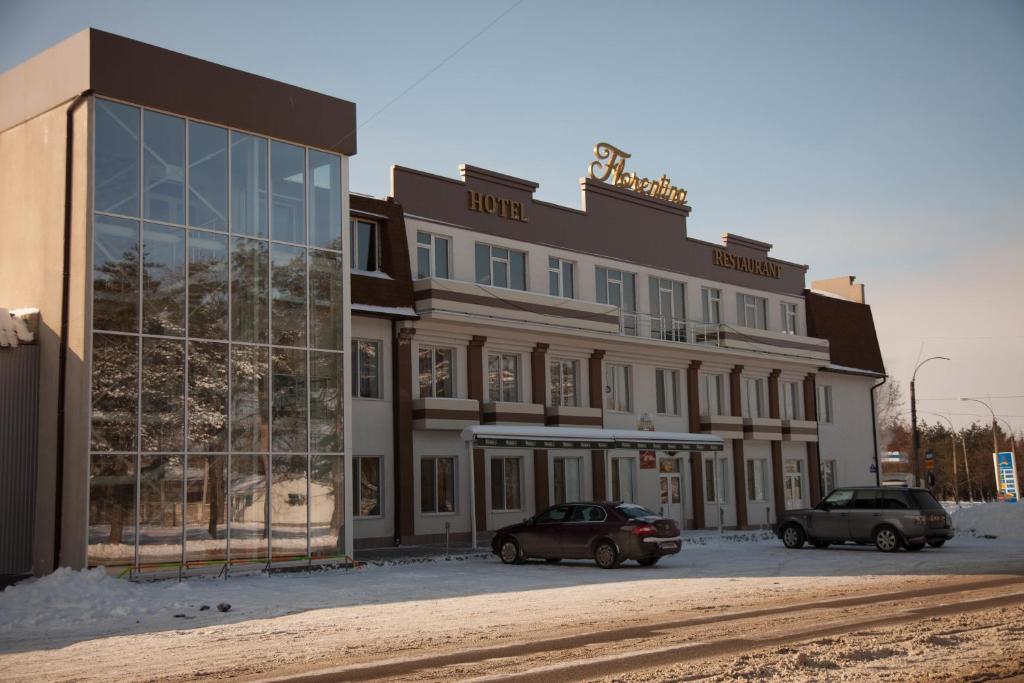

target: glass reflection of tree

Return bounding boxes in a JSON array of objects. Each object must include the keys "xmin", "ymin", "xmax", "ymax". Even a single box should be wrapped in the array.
[{"xmin": 271, "ymin": 248, "xmax": 307, "ymax": 347}]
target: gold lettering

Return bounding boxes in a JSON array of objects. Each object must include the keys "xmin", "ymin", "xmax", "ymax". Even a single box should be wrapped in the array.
[
  {"xmin": 468, "ymin": 190, "xmax": 483, "ymax": 212},
  {"xmin": 588, "ymin": 142, "xmax": 687, "ymax": 206},
  {"xmin": 498, "ymin": 197, "xmax": 510, "ymax": 218},
  {"xmin": 510, "ymin": 202, "xmax": 521, "ymax": 221},
  {"xmin": 711, "ymin": 249, "xmax": 783, "ymax": 279},
  {"xmin": 483, "ymin": 194, "xmax": 497, "ymax": 214},
  {"xmin": 589, "ymin": 142, "xmax": 630, "ymax": 184}
]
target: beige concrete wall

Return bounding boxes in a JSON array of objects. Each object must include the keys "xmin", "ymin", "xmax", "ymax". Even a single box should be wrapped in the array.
[{"xmin": 0, "ymin": 96, "xmax": 91, "ymax": 573}]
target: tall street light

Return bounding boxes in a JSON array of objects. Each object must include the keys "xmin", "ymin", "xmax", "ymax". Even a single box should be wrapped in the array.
[
  {"xmin": 920, "ymin": 410, "xmax": 959, "ymax": 503},
  {"xmin": 958, "ymin": 397, "xmax": 1000, "ymax": 457},
  {"xmin": 911, "ymin": 356, "xmax": 950, "ymax": 486}
]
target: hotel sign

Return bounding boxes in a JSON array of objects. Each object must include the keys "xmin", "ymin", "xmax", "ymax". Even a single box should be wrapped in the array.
[
  {"xmin": 468, "ymin": 190, "xmax": 529, "ymax": 223},
  {"xmin": 587, "ymin": 142, "xmax": 688, "ymax": 206},
  {"xmin": 712, "ymin": 248, "xmax": 782, "ymax": 279}
]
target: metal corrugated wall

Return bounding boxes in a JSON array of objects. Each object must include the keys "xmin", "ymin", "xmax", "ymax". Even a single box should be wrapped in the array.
[{"xmin": 0, "ymin": 345, "xmax": 39, "ymax": 575}]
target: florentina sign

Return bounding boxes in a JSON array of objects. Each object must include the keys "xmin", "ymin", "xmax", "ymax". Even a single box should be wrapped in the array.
[{"xmin": 587, "ymin": 142, "xmax": 688, "ymax": 206}]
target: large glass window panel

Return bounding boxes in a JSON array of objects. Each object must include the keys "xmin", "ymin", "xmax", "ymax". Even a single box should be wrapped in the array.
[
  {"xmin": 309, "ymin": 249, "xmax": 343, "ymax": 351},
  {"xmin": 421, "ymin": 457, "xmax": 436, "ymax": 514},
  {"xmin": 311, "ymin": 351, "xmax": 344, "ymax": 452},
  {"xmin": 271, "ymin": 244, "xmax": 307, "ymax": 347},
  {"xmin": 272, "ymin": 348, "xmax": 307, "ymax": 452},
  {"xmin": 141, "ymin": 338, "xmax": 185, "ymax": 451},
  {"xmin": 93, "ymin": 214, "xmax": 140, "ymax": 332},
  {"xmin": 230, "ymin": 133, "xmax": 268, "ymax": 237},
  {"xmin": 88, "ymin": 454, "xmax": 136, "ymax": 568},
  {"xmin": 231, "ymin": 345, "xmax": 269, "ymax": 452},
  {"xmin": 143, "ymin": 110, "xmax": 185, "ymax": 224},
  {"xmin": 490, "ymin": 457, "xmax": 521, "ymax": 511},
  {"xmin": 188, "ymin": 230, "xmax": 228, "ymax": 339},
  {"xmin": 510, "ymin": 251, "xmax": 526, "ymax": 290},
  {"xmin": 310, "ymin": 454, "xmax": 344, "ymax": 559},
  {"xmin": 420, "ymin": 457, "xmax": 456, "ymax": 514},
  {"xmin": 353, "ymin": 456, "xmax": 381, "ymax": 516},
  {"xmin": 554, "ymin": 457, "xmax": 582, "ymax": 504},
  {"xmin": 271, "ymin": 454, "xmax": 310, "ymax": 560},
  {"xmin": 188, "ymin": 341, "xmax": 228, "ymax": 452},
  {"xmin": 138, "ymin": 454, "xmax": 184, "ymax": 571},
  {"xmin": 90, "ymin": 334, "xmax": 138, "ymax": 451},
  {"xmin": 142, "ymin": 223, "xmax": 186, "ymax": 335},
  {"xmin": 185, "ymin": 454, "xmax": 227, "ymax": 564},
  {"xmin": 308, "ymin": 150, "xmax": 341, "ymax": 249},
  {"xmin": 271, "ymin": 140, "xmax": 305, "ymax": 243},
  {"xmin": 352, "ymin": 341, "xmax": 380, "ymax": 399},
  {"xmin": 94, "ymin": 99, "xmax": 140, "ymax": 217},
  {"xmin": 187, "ymin": 121, "xmax": 228, "ymax": 230},
  {"xmin": 350, "ymin": 221, "xmax": 379, "ymax": 272},
  {"xmin": 229, "ymin": 453, "xmax": 268, "ymax": 561},
  {"xmin": 475, "ymin": 244, "xmax": 490, "ymax": 285},
  {"xmin": 230, "ymin": 237, "xmax": 269, "ymax": 343},
  {"xmin": 435, "ymin": 236, "xmax": 450, "ymax": 279}
]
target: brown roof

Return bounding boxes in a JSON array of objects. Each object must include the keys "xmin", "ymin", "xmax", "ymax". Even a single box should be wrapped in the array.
[
  {"xmin": 350, "ymin": 195, "xmax": 416, "ymax": 316},
  {"xmin": 804, "ymin": 291, "xmax": 885, "ymax": 375}
]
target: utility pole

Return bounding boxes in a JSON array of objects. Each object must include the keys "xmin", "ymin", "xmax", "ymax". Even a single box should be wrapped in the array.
[
  {"xmin": 961, "ymin": 430, "xmax": 974, "ymax": 503},
  {"xmin": 921, "ymin": 410, "xmax": 959, "ymax": 503},
  {"xmin": 911, "ymin": 357, "xmax": 950, "ymax": 487}
]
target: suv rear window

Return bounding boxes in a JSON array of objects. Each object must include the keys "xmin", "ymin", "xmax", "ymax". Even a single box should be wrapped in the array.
[{"xmin": 910, "ymin": 490, "xmax": 943, "ymax": 511}]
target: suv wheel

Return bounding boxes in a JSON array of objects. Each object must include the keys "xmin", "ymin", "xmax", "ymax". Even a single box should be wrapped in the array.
[
  {"xmin": 499, "ymin": 538, "xmax": 521, "ymax": 564},
  {"xmin": 594, "ymin": 541, "xmax": 620, "ymax": 569},
  {"xmin": 782, "ymin": 524, "xmax": 806, "ymax": 549},
  {"xmin": 873, "ymin": 526, "xmax": 900, "ymax": 552}
]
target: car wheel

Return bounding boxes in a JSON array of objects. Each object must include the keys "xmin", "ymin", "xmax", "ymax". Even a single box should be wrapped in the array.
[
  {"xmin": 927, "ymin": 539, "xmax": 946, "ymax": 548},
  {"xmin": 544, "ymin": 558, "xmax": 562, "ymax": 564},
  {"xmin": 594, "ymin": 541, "xmax": 620, "ymax": 569},
  {"xmin": 782, "ymin": 524, "xmax": 806, "ymax": 549},
  {"xmin": 873, "ymin": 526, "xmax": 900, "ymax": 552},
  {"xmin": 498, "ymin": 537, "xmax": 521, "ymax": 564},
  {"xmin": 906, "ymin": 542, "xmax": 925, "ymax": 552},
  {"xmin": 811, "ymin": 540, "xmax": 830, "ymax": 549},
  {"xmin": 637, "ymin": 557, "xmax": 659, "ymax": 567}
]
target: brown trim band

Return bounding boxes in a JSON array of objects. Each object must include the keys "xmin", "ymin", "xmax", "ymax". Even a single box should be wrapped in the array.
[
  {"xmin": 700, "ymin": 421, "xmax": 745, "ymax": 433},
  {"xmin": 482, "ymin": 412, "xmax": 546, "ymax": 424},
  {"xmin": 783, "ymin": 427, "xmax": 819, "ymax": 436},
  {"xmin": 545, "ymin": 415, "xmax": 605, "ymax": 427},
  {"xmin": 743, "ymin": 423, "xmax": 783, "ymax": 434},
  {"xmin": 719, "ymin": 330, "xmax": 828, "ymax": 354},
  {"xmin": 412, "ymin": 409, "xmax": 481, "ymax": 421},
  {"xmin": 415, "ymin": 288, "xmax": 619, "ymax": 325}
]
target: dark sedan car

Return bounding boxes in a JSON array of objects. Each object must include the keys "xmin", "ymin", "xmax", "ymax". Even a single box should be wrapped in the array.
[{"xmin": 490, "ymin": 502, "xmax": 681, "ymax": 568}]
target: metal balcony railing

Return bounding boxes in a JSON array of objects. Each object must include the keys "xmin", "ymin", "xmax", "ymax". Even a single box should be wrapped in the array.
[{"xmin": 618, "ymin": 311, "xmax": 722, "ymax": 347}]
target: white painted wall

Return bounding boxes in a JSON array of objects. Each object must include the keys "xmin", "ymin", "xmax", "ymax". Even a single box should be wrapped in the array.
[{"xmin": 817, "ymin": 372, "xmax": 879, "ymax": 489}]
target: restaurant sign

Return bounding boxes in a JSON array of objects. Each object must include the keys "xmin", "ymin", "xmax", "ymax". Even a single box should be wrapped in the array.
[
  {"xmin": 587, "ymin": 142, "xmax": 688, "ymax": 206},
  {"xmin": 712, "ymin": 248, "xmax": 782, "ymax": 279}
]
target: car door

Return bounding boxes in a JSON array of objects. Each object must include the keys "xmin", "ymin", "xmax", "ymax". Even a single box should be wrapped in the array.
[
  {"xmin": 561, "ymin": 504, "xmax": 608, "ymax": 558},
  {"xmin": 847, "ymin": 489, "xmax": 881, "ymax": 541},
  {"xmin": 517, "ymin": 505, "xmax": 571, "ymax": 558},
  {"xmin": 810, "ymin": 489, "xmax": 855, "ymax": 540}
]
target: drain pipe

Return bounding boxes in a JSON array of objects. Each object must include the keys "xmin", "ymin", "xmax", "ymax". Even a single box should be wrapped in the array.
[{"xmin": 869, "ymin": 376, "xmax": 887, "ymax": 487}]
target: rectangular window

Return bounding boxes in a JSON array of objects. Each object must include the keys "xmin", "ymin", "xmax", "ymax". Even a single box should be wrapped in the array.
[
  {"xmin": 704, "ymin": 457, "xmax": 730, "ymax": 504},
  {"xmin": 418, "ymin": 346, "xmax": 454, "ymax": 398},
  {"xmin": 736, "ymin": 293, "xmax": 768, "ymax": 329},
  {"xmin": 271, "ymin": 348, "xmax": 307, "ymax": 452},
  {"xmin": 308, "ymin": 150, "xmax": 342, "ymax": 249},
  {"xmin": 655, "ymin": 368, "xmax": 680, "ymax": 415},
  {"xmin": 784, "ymin": 459, "xmax": 804, "ymax": 509},
  {"xmin": 701, "ymin": 287, "xmax": 721, "ymax": 324},
  {"xmin": 416, "ymin": 232, "xmax": 450, "ymax": 279},
  {"xmin": 270, "ymin": 243, "xmax": 307, "ymax": 347},
  {"xmin": 610, "ymin": 457, "xmax": 636, "ymax": 503},
  {"xmin": 421, "ymin": 456, "xmax": 456, "ymax": 513},
  {"xmin": 490, "ymin": 456, "xmax": 522, "ymax": 511},
  {"xmin": 596, "ymin": 266, "xmax": 637, "ymax": 335},
  {"xmin": 780, "ymin": 381, "xmax": 802, "ymax": 420},
  {"xmin": 743, "ymin": 377, "xmax": 765, "ymax": 418},
  {"xmin": 747, "ymin": 458, "xmax": 768, "ymax": 502},
  {"xmin": 352, "ymin": 340, "xmax": 382, "ymax": 399},
  {"xmin": 781, "ymin": 302, "xmax": 799, "ymax": 335},
  {"xmin": 187, "ymin": 121, "xmax": 228, "ymax": 231},
  {"xmin": 817, "ymin": 385, "xmax": 834, "ymax": 423},
  {"xmin": 93, "ymin": 215, "xmax": 140, "ymax": 333},
  {"xmin": 230, "ymin": 132, "xmax": 268, "ymax": 237},
  {"xmin": 549, "ymin": 359, "xmax": 579, "ymax": 407},
  {"xmin": 548, "ymin": 256, "xmax": 575, "ymax": 298},
  {"xmin": 700, "ymin": 373, "xmax": 726, "ymax": 416},
  {"xmin": 353, "ymin": 456, "xmax": 382, "ymax": 517},
  {"xmin": 94, "ymin": 98, "xmax": 140, "ymax": 217},
  {"xmin": 605, "ymin": 364, "xmax": 632, "ymax": 413},
  {"xmin": 821, "ymin": 459, "xmax": 837, "ymax": 495},
  {"xmin": 553, "ymin": 457, "xmax": 583, "ymax": 504},
  {"xmin": 487, "ymin": 352, "xmax": 521, "ymax": 403},
  {"xmin": 475, "ymin": 244, "xmax": 526, "ymax": 290},
  {"xmin": 143, "ymin": 110, "xmax": 185, "ymax": 225},
  {"xmin": 271, "ymin": 140, "xmax": 305, "ymax": 243},
  {"xmin": 649, "ymin": 277, "xmax": 686, "ymax": 341},
  {"xmin": 351, "ymin": 220, "xmax": 380, "ymax": 272}
]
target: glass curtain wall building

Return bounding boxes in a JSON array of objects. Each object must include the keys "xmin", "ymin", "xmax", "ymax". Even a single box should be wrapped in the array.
[{"xmin": 88, "ymin": 97, "xmax": 347, "ymax": 575}]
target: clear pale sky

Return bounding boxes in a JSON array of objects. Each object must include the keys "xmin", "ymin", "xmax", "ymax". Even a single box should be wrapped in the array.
[{"xmin": 2, "ymin": 0, "xmax": 1022, "ymax": 434}]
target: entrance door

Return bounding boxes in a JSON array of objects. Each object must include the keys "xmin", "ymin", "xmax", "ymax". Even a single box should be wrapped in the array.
[{"xmin": 659, "ymin": 459, "xmax": 683, "ymax": 526}]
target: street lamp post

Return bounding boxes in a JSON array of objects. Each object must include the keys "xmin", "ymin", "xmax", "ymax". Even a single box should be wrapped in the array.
[
  {"xmin": 920, "ymin": 410, "xmax": 959, "ymax": 503},
  {"xmin": 911, "ymin": 357, "xmax": 950, "ymax": 487},
  {"xmin": 959, "ymin": 397, "xmax": 1000, "ymax": 458}
]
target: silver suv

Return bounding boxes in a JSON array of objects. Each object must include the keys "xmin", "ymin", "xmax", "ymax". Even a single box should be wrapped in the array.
[{"xmin": 775, "ymin": 487, "xmax": 953, "ymax": 552}]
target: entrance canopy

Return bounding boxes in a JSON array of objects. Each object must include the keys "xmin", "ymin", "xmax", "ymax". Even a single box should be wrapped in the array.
[{"xmin": 460, "ymin": 425, "xmax": 724, "ymax": 452}]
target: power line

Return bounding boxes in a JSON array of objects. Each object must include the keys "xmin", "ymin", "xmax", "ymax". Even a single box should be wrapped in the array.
[
  {"xmin": 920, "ymin": 396, "xmax": 1024, "ymax": 401},
  {"xmin": 878, "ymin": 335, "xmax": 1024, "ymax": 340}
]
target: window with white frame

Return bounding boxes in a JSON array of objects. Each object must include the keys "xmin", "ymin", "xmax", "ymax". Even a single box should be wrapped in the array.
[
  {"xmin": 747, "ymin": 458, "xmax": 768, "ymax": 502},
  {"xmin": 784, "ymin": 459, "xmax": 804, "ymax": 509},
  {"xmin": 743, "ymin": 377, "xmax": 765, "ymax": 418},
  {"xmin": 704, "ymin": 456, "xmax": 730, "ymax": 504},
  {"xmin": 649, "ymin": 277, "xmax": 686, "ymax": 341},
  {"xmin": 821, "ymin": 458, "xmax": 837, "ymax": 495},
  {"xmin": 596, "ymin": 266, "xmax": 637, "ymax": 335},
  {"xmin": 655, "ymin": 368, "xmax": 680, "ymax": 415},
  {"xmin": 548, "ymin": 256, "xmax": 575, "ymax": 298},
  {"xmin": 553, "ymin": 456, "xmax": 583, "ymax": 504},
  {"xmin": 736, "ymin": 292, "xmax": 768, "ymax": 329},
  {"xmin": 353, "ymin": 456, "xmax": 382, "ymax": 517},
  {"xmin": 701, "ymin": 287, "xmax": 721, "ymax": 324},
  {"xmin": 610, "ymin": 456, "xmax": 636, "ymax": 503},
  {"xmin": 488, "ymin": 352, "xmax": 521, "ymax": 403},
  {"xmin": 605, "ymin": 364, "xmax": 632, "ymax": 412},
  {"xmin": 490, "ymin": 456, "xmax": 522, "ymax": 511},
  {"xmin": 816, "ymin": 384, "xmax": 834, "ymax": 423},
  {"xmin": 700, "ymin": 373, "xmax": 726, "ymax": 416},
  {"xmin": 780, "ymin": 380, "xmax": 802, "ymax": 420},
  {"xmin": 781, "ymin": 302, "xmax": 798, "ymax": 335},
  {"xmin": 475, "ymin": 243, "xmax": 526, "ymax": 290},
  {"xmin": 418, "ymin": 346, "xmax": 454, "ymax": 398},
  {"xmin": 350, "ymin": 219, "xmax": 380, "ymax": 272},
  {"xmin": 549, "ymin": 358, "xmax": 579, "ymax": 407},
  {"xmin": 351, "ymin": 340, "xmax": 382, "ymax": 399},
  {"xmin": 421, "ymin": 456, "xmax": 456, "ymax": 513},
  {"xmin": 416, "ymin": 231, "xmax": 450, "ymax": 279}
]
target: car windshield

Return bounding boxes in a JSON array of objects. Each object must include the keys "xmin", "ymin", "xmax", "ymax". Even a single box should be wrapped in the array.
[
  {"xmin": 617, "ymin": 504, "xmax": 657, "ymax": 520},
  {"xmin": 820, "ymin": 489, "xmax": 854, "ymax": 510},
  {"xmin": 910, "ymin": 490, "xmax": 944, "ymax": 511}
]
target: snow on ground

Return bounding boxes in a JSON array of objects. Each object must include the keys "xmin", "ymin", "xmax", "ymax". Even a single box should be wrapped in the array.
[{"xmin": 945, "ymin": 500, "xmax": 1024, "ymax": 539}]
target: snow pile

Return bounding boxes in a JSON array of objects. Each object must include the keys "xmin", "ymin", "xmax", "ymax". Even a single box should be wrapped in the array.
[
  {"xmin": 947, "ymin": 502, "xmax": 1024, "ymax": 539},
  {"xmin": 0, "ymin": 308, "xmax": 35, "ymax": 347}
]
